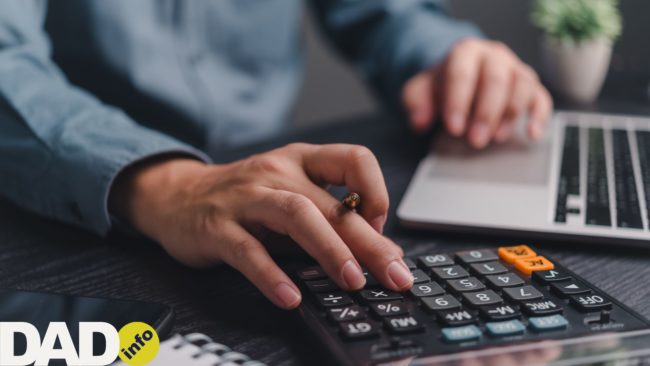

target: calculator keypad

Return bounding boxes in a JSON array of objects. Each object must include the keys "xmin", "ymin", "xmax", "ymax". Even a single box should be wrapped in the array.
[{"xmin": 296, "ymin": 245, "xmax": 650, "ymax": 364}]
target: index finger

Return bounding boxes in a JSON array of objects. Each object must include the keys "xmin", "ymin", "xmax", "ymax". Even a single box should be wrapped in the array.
[{"xmin": 297, "ymin": 144, "xmax": 389, "ymax": 233}]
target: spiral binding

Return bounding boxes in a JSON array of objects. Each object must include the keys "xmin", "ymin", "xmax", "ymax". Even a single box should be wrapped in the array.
[{"xmin": 169, "ymin": 333, "xmax": 266, "ymax": 366}]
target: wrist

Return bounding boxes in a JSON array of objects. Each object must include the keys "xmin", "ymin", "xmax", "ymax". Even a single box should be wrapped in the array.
[{"xmin": 109, "ymin": 155, "xmax": 207, "ymax": 238}]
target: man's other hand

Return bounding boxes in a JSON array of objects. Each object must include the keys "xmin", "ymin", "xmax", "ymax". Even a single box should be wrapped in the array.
[{"xmin": 402, "ymin": 38, "xmax": 553, "ymax": 148}]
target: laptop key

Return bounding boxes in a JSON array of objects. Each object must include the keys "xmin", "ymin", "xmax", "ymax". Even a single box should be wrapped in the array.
[
  {"xmin": 586, "ymin": 128, "xmax": 612, "ymax": 227},
  {"xmin": 612, "ymin": 130, "xmax": 643, "ymax": 229},
  {"xmin": 555, "ymin": 126, "xmax": 580, "ymax": 223},
  {"xmin": 637, "ymin": 131, "xmax": 650, "ymax": 224}
]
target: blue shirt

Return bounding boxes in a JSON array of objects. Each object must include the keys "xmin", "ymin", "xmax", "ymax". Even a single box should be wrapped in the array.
[{"xmin": 0, "ymin": 0, "xmax": 480, "ymax": 235}]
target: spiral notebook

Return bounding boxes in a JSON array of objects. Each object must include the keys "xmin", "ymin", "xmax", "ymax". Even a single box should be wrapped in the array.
[{"xmin": 113, "ymin": 333, "xmax": 266, "ymax": 366}]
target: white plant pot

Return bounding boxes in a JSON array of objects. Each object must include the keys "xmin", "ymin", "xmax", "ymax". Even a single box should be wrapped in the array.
[{"xmin": 541, "ymin": 37, "xmax": 613, "ymax": 104}]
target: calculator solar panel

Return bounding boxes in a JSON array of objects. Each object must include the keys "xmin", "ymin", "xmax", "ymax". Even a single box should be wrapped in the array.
[{"xmin": 294, "ymin": 245, "xmax": 650, "ymax": 366}]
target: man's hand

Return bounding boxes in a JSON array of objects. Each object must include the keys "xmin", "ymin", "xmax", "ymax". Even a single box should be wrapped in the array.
[
  {"xmin": 403, "ymin": 38, "xmax": 553, "ymax": 148},
  {"xmin": 109, "ymin": 144, "xmax": 412, "ymax": 309}
]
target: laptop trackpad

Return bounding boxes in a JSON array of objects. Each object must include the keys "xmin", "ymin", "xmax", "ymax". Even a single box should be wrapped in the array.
[{"xmin": 429, "ymin": 132, "xmax": 552, "ymax": 186}]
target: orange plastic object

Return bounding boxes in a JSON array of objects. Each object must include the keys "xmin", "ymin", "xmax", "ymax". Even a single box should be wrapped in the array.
[
  {"xmin": 498, "ymin": 245, "xmax": 537, "ymax": 264},
  {"xmin": 514, "ymin": 256, "xmax": 554, "ymax": 276}
]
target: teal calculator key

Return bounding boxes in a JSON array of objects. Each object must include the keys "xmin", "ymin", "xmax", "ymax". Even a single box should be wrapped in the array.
[
  {"xmin": 529, "ymin": 314, "xmax": 569, "ymax": 332},
  {"xmin": 441, "ymin": 325, "xmax": 481, "ymax": 342},
  {"xmin": 486, "ymin": 320, "xmax": 526, "ymax": 336}
]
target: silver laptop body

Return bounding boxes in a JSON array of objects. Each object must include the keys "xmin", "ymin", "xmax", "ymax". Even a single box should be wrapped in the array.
[{"xmin": 397, "ymin": 111, "xmax": 650, "ymax": 245}]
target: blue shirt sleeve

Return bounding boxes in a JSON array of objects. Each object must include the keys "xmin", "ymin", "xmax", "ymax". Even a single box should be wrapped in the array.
[
  {"xmin": 0, "ymin": 1, "xmax": 210, "ymax": 235},
  {"xmin": 311, "ymin": 0, "xmax": 483, "ymax": 108}
]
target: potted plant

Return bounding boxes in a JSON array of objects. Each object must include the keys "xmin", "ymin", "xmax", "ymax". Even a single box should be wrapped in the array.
[{"xmin": 532, "ymin": 0, "xmax": 622, "ymax": 104}]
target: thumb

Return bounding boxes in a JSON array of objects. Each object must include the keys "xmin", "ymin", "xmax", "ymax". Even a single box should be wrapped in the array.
[{"xmin": 402, "ymin": 70, "xmax": 437, "ymax": 134}]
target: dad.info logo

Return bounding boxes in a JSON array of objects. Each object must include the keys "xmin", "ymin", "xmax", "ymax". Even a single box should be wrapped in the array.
[{"xmin": 0, "ymin": 321, "xmax": 159, "ymax": 366}]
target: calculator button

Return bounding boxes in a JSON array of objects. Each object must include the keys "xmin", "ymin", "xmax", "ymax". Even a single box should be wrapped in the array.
[
  {"xmin": 514, "ymin": 256, "xmax": 555, "ymax": 276},
  {"xmin": 498, "ymin": 245, "xmax": 537, "ymax": 264},
  {"xmin": 485, "ymin": 273, "xmax": 525, "ymax": 288},
  {"xmin": 447, "ymin": 277, "xmax": 486, "ymax": 293},
  {"xmin": 409, "ymin": 282, "xmax": 445, "ymax": 297},
  {"xmin": 410, "ymin": 269, "xmax": 431, "ymax": 284},
  {"xmin": 422, "ymin": 295, "xmax": 462, "ymax": 312},
  {"xmin": 305, "ymin": 279, "xmax": 338, "ymax": 293},
  {"xmin": 522, "ymin": 300, "xmax": 563, "ymax": 316},
  {"xmin": 462, "ymin": 290, "xmax": 503, "ymax": 307},
  {"xmin": 550, "ymin": 280, "xmax": 591, "ymax": 298},
  {"xmin": 570, "ymin": 293, "xmax": 613, "ymax": 312},
  {"xmin": 359, "ymin": 289, "xmax": 403, "ymax": 302},
  {"xmin": 532, "ymin": 269, "xmax": 572, "ymax": 284},
  {"xmin": 298, "ymin": 266, "xmax": 326, "ymax": 281},
  {"xmin": 328, "ymin": 305, "xmax": 366, "ymax": 322},
  {"xmin": 529, "ymin": 315, "xmax": 569, "ymax": 332},
  {"xmin": 486, "ymin": 319, "xmax": 526, "ymax": 337},
  {"xmin": 340, "ymin": 321, "xmax": 379, "ymax": 339},
  {"xmin": 480, "ymin": 304, "xmax": 521, "ymax": 321},
  {"xmin": 418, "ymin": 254, "xmax": 454, "ymax": 268},
  {"xmin": 469, "ymin": 261, "xmax": 508, "ymax": 276},
  {"xmin": 370, "ymin": 301, "xmax": 409, "ymax": 317},
  {"xmin": 384, "ymin": 315, "xmax": 425, "ymax": 334},
  {"xmin": 403, "ymin": 258, "xmax": 418, "ymax": 270},
  {"xmin": 431, "ymin": 265, "xmax": 469, "ymax": 280},
  {"xmin": 441, "ymin": 325, "xmax": 482, "ymax": 342},
  {"xmin": 316, "ymin": 292, "xmax": 353, "ymax": 307},
  {"xmin": 436, "ymin": 309, "xmax": 478, "ymax": 326},
  {"xmin": 362, "ymin": 270, "xmax": 380, "ymax": 287},
  {"xmin": 502, "ymin": 286, "xmax": 544, "ymax": 302},
  {"xmin": 456, "ymin": 250, "xmax": 498, "ymax": 264}
]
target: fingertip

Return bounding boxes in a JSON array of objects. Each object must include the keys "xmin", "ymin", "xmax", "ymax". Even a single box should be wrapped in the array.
[
  {"xmin": 341, "ymin": 259, "xmax": 366, "ymax": 290},
  {"xmin": 469, "ymin": 122, "xmax": 491, "ymax": 149},
  {"xmin": 386, "ymin": 260, "xmax": 413, "ymax": 291},
  {"xmin": 446, "ymin": 112, "xmax": 466, "ymax": 136},
  {"xmin": 274, "ymin": 282, "xmax": 302, "ymax": 309}
]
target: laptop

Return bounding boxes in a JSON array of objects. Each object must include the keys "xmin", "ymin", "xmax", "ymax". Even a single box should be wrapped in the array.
[{"xmin": 397, "ymin": 111, "xmax": 650, "ymax": 245}]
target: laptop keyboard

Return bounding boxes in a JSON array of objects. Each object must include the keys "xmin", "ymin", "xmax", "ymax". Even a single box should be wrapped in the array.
[
  {"xmin": 294, "ymin": 245, "xmax": 650, "ymax": 365},
  {"xmin": 554, "ymin": 123, "xmax": 649, "ymax": 230}
]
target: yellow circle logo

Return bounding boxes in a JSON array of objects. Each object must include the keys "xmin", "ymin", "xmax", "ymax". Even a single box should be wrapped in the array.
[{"xmin": 117, "ymin": 322, "xmax": 160, "ymax": 366}]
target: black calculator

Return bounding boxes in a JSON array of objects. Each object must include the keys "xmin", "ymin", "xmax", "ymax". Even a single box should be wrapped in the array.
[{"xmin": 294, "ymin": 245, "xmax": 650, "ymax": 366}]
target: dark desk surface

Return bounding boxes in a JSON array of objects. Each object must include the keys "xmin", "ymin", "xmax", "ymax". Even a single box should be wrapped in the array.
[{"xmin": 1, "ymin": 105, "xmax": 650, "ymax": 365}]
